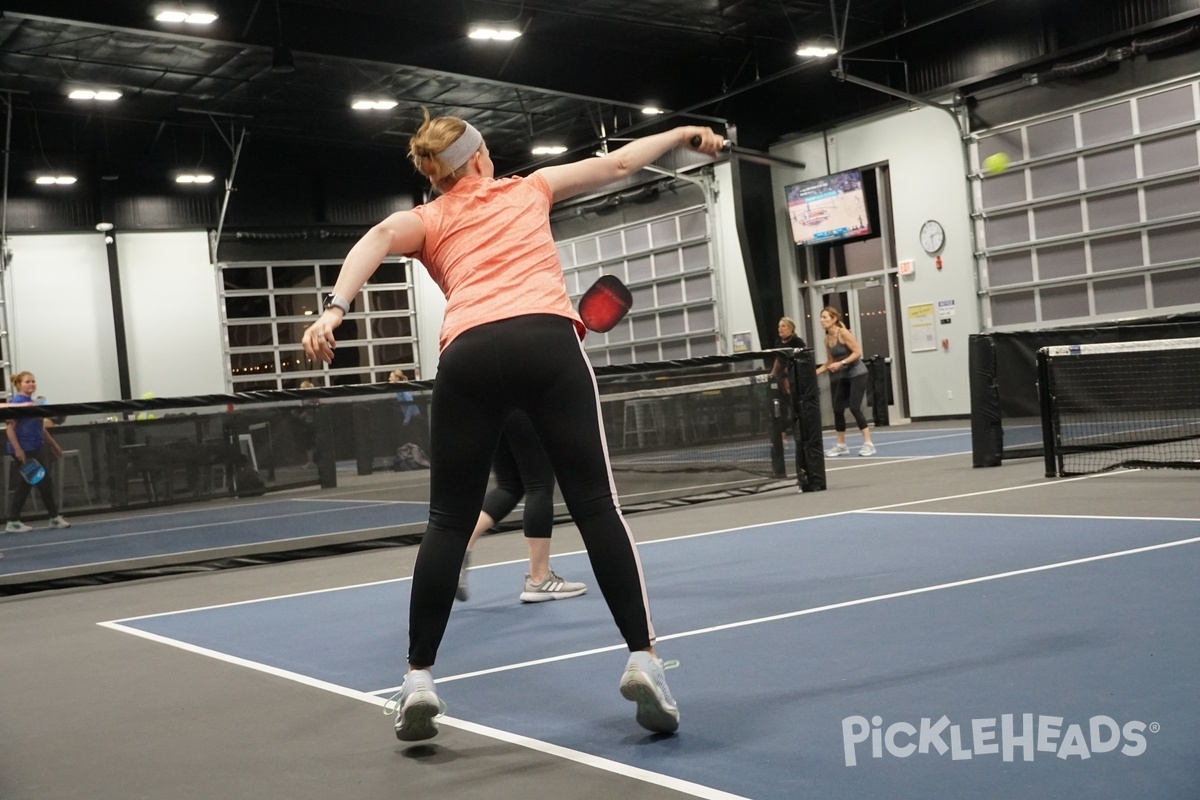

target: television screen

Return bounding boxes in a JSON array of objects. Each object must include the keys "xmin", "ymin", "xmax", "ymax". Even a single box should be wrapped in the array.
[{"xmin": 784, "ymin": 169, "xmax": 872, "ymax": 246}]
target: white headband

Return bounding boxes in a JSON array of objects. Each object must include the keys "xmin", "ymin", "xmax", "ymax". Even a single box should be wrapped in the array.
[{"xmin": 436, "ymin": 122, "xmax": 483, "ymax": 171}]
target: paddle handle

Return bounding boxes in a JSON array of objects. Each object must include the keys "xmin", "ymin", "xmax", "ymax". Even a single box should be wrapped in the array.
[{"xmin": 689, "ymin": 135, "xmax": 732, "ymax": 151}]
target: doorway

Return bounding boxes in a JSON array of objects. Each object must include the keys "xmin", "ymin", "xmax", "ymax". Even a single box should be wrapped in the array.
[{"xmin": 808, "ymin": 273, "xmax": 906, "ymax": 428}]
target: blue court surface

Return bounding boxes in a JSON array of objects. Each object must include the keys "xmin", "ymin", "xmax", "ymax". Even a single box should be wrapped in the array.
[
  {"xmin": 0, "ymin": 498, "xmax": 429, "ymax": 577},
  {"xmin": 104, "ymin": 510, "xmax": 1200, "ymax": 799},
  {"xmin": 1, "ymin": 425, "xmax": 968, "ymax": 582}
]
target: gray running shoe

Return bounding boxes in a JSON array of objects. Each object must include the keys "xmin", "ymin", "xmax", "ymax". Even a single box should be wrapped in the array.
[
  {"xmin": 858, "ymin": 442, "xmax": 876, "ymax": 456},
  {"xmin": 519, "ymin": 569, "xmax": 587, "ymax": 603},
  {"xmin": 619, "ymin": 651, "xmax": 680, "ymax": 733},
  {"xmin": 392, "ymin": 669, "xmax": 444, "ymax": 742},
  {"xmin": 5, "ymin": 521, "xmax": 32, "ymax": 533},
  {"xmin": 825, "ymin": 443, "xmax": 849, "ymax": 456}
]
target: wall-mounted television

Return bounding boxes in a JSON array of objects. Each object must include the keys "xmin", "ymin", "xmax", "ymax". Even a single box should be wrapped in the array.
[{"xmin": 784, "ymin": 168, "xmax": 873, "ymax": 246}]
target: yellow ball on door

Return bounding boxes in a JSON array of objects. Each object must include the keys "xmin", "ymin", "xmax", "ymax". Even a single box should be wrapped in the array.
[{"xmin": 982, "ymin": 152, "xmax": 1011, "ymax": 175}]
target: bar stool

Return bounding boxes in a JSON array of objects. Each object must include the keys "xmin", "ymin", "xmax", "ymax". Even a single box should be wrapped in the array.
[
  {"xmin": 623, "ymin": 398, "xmax": 664, "ymax": 448},
  {"xmin": 1, "ymin": 452, "xmax": 90, "ymax": 515},
  {"xmin": 55, "ymin": 449, "xmax": 94, "ymax": 510}
]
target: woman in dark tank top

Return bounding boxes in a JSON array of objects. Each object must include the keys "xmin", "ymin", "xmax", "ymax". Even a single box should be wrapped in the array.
[{"xmin": 815, "ymin": 307, "xmax": 875, "ymax": 457}]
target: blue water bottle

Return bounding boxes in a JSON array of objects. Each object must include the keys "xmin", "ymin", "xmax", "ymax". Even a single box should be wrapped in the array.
[{"xmin": 20, "ymin": 458, "xmax": 45, "ymax": 485}]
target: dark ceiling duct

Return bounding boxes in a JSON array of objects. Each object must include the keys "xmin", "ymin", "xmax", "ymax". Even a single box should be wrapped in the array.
[
  {"xmin": 1026, "ymin": 21, "xmax": 1200, "ymax": 86},
  {"xmin": 1131, "ymin": 23, "xmax": 1200, "ymax": 55}
]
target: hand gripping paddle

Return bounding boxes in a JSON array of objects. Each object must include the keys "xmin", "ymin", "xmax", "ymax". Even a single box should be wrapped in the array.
[
  {"xmin": 578, "ymin": 274, "xmax": 633, "ymax": 333},
  {"xmin": 689, "ymin": 135, "xmax": 806, "ymax": 170}
]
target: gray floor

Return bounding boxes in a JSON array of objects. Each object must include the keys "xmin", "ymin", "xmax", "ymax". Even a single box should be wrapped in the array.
[{"xmin": 2, "ymin": 437, "xmax": 1196, "ymax": 800}]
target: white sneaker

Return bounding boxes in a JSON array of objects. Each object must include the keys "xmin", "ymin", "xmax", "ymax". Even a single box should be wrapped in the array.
[
  {"xmin": 5, "ymin": 521, "xmax": 33, "ymax": 533},
  {"xmin": 520, "ymin": 569, "xmax": 588, "ymax": 603},
  {"xmin": 858, "ymin": 443, "xmax": 876, "ymax": 457},
  {"xmin": 49, "ymin": 515, "xmax": 71, "ymax": 529},
  {"xmin": 619, "ymin": 651, "xmax": 680, "ymax": 733},
  {"xmin": 391, "ymin": 669, "xmax": 445, "ymax": 742},
  {"xmin": 825, "ymin": 443, "xmax": 849, "ymax": 457}
]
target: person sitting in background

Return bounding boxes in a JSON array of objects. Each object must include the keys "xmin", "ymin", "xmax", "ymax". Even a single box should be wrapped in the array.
[{"xmin": 5, "ymin": 371, "xmax": 70, "ymax": 532}]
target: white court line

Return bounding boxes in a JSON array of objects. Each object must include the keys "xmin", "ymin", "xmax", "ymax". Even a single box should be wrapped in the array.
[
  {"xmin": 865, "ymin": 509, "xmax": 1200, "ymax": 522},
  {"xmin": 98, "ymin": 622, "xmax": 749, "ymax": 800},
  {"xmin": 369, "ymin": 530, "xmax": 1200, "ymax": 694},
  {"xmin": 290, "ymin": 497, "xmax": 420, "ymax": 505},
  {"xmin": 861, "ymin": 430, "xmax": 972, "ymax": 445},
  {"xmin": 2, "ymin": 500, "xmax": 404, "ymax": 554},
  {"xmin": 106, "ymin": 468, "xmax": 1164, "ymax": 621}
]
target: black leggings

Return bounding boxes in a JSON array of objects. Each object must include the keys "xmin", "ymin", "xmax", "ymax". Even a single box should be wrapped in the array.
[
  {"xmin": 7, "ymin": 449, "xmax": 60, "ymax": 521},
  {"xmin": 831, "ymin": 373, "xmax": 870, "ymax": 433},
  {"xmin": 481, "ymin": 410, "xmax": 555, "ymax": 539},
  {"xmin": 409, "ymin": 315, "xmax": 653, "ymax": 667}
]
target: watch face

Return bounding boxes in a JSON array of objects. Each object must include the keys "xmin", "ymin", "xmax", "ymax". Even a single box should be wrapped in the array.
[{"xmin": 920, "ymin": 220, "xmax": 945, "ymax": 253}]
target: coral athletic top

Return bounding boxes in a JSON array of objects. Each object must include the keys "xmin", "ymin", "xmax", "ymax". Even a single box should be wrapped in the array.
[{"xmin": 410, "ymin": 172, "xmax": 583, "ymax": 351}]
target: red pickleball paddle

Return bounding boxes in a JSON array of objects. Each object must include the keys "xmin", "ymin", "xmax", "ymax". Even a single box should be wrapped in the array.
[{"xmin": 578, "ymin": 274, "xmax": 633, "ymax": 333}]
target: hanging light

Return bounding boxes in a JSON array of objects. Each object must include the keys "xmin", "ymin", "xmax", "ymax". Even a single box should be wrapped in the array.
[
  {"xmin": 468, "ymin": 22, "xmax": 521, "ymax": 41},
  {"xmin": 797, "ymin": 36, "xmax": 839, "ymax": 58}
]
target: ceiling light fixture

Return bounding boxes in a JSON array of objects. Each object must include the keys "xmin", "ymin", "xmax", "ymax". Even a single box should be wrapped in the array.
[
  {"xmin": 69, "ymin": 89, "xmax": 123, "ymax": 101},
  {"xmin": 468, "ymin": 22, "xmax": 522, "ymax": 41},
  {"xmin": 351, "ymin": 99, "xmax": 398, "ymax": 111},
  {"xmin": 796, "ymin": 37, "xmax": 839, "ymax": 58},
  {"xmin": 641, "ymin": 106, "xmax": 666, "ymax": 116},
  {"xmin": 155, "ymin": 8, "xmax": 217, "ymax": 24},
  {"xmin": 531, "ymin": 145, "xmax": 567, "ymax": 156},
  {"xmin": 176, "ymin": 173, "xmax": 215, "ymax": 184},
  {"xmin": 35, "ymin": 175, "xmax": 77, "ymax": 185}
]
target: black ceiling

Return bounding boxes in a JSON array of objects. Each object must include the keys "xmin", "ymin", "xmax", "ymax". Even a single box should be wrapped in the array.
[{"xmin": 2, "ymin": 0, "xmax": 1199, "ymax": 201}]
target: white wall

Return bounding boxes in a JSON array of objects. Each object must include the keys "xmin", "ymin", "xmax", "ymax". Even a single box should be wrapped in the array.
[
  {"xmin": 411, "ymin": 262, "xmax": 447, "ymax": 379},
  {"xmin": 769, "ymin": 104, "xmax": 978, "ymax": 418},
  {"xmin": 117, "ymin": 231, "xmax": 226, "ymax": 397},
  {"xmin": 711, "ymin": 162, "xmax": 760, "ymax": 352},
  {"xmin": 5, "ymin": 233, "xmax": 121, "ymax": 403}
]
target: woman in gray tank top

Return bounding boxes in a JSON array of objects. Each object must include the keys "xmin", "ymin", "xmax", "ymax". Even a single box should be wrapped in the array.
[{"xmin": 815, "ymin": 307, "xmax": 876, "ymax": 456}]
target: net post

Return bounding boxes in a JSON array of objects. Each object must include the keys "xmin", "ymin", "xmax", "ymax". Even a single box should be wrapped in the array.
[
  {"xmin": 313, "ymin": 404, "xmax": 338, "ymax": 488},
  {"xmin": 789, "ymin": 348, "xmax": 826, "ymax": 492},
  {"xmin": 968, "ymin": 334, "xmax": 1003, "ymax": 467},
  {"xmin": 1036, "ymin": 348, "xmax": 1058, "ymax": 478},
  {"xmin": 865, "ymin": 356, "xmax": 891, "ymax": 427},
  {"xmin": 352, "ymin": 404, "xmax": 375, "ymax": 475}
]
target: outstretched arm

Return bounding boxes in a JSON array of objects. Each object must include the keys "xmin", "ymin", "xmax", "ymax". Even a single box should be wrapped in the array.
[
  {"xmin": 537, "ymin": 127, "xmax": 726, "ymax": 204},
  {"xmin": 302, "ymin": 210, "xmax": 425, "ymax": 364}
]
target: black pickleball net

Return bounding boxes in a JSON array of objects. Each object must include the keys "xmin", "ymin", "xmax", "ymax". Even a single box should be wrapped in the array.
[{"xmin": 1039, "ymin": 337, "xmax": 1200, "ymax": 476}]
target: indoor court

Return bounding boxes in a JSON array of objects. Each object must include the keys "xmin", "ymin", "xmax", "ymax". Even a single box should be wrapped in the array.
[
  {"xmin": 3, "ymin": 425, "xmax": 1195, "ymax": 799},
  {"xmin": 4, "ymin": 3, "xmax": 1200, "ymax": 799}
]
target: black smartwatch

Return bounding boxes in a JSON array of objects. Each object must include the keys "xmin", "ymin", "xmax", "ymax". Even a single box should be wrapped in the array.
[{"xmin": 322, "ymin": 293, "xmax": 350, "ymax": 314}]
